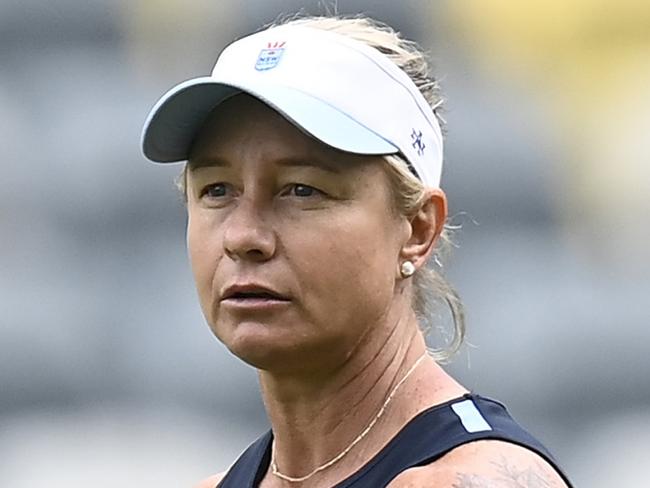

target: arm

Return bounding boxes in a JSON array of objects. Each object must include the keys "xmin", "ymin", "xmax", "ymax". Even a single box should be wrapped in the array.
[
  {"xmin": 192, "ymin": 472, "xmax": 226, "ymax": 488},
  {"xmin": 387, "ymin": 440, "xmax": 570, "ymax": 488}
]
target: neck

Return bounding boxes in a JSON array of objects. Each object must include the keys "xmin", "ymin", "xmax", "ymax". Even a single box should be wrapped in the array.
[{"xmin": 257, "ymin": 311, "xmax": 466, "ymax": 486}]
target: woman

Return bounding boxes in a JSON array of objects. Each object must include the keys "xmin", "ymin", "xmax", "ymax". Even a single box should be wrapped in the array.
[{"xmin": 141, "ymin": 15, "xmax": 573, "ymax": 488}]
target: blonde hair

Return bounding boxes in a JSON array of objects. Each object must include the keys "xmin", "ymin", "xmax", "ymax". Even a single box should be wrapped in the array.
[{"xmin": 178, "ymin": 14, "xmax": 465, "ymax": 361}]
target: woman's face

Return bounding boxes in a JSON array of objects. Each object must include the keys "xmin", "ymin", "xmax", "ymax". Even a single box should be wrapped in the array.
[{"xmin": 186, "ymin": 95, "xmax": 413, "ymax": 373}]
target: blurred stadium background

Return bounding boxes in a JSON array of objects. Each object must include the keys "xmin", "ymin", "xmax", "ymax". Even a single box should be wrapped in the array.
[{"xmin": 1, "ymin": 1, "xmax": 648, "ymax": 486}]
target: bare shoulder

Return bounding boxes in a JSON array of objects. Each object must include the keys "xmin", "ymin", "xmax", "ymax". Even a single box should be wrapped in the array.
[
  {"xmin": 387, "ymin": 440, "xmax": 570, "ymax": 488},
  {"xmin": 192, "ymin": 472, "xmax": 226, "ymax": 488}
]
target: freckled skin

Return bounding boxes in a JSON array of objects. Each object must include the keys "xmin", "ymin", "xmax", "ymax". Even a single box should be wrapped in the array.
[{"xmin": 186, "ymin": 94, "xmax": 412, "ymax": 376}]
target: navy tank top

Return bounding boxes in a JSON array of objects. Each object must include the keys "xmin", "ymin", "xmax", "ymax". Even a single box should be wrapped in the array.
[{"xmin": 217, "ymin": 394, "xmax": 573, "ymax": 487}]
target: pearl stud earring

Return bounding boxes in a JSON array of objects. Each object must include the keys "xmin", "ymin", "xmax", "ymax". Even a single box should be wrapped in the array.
[{"xmin": 400, "ymin": 261, "xmax": 416, "ymax": 278}]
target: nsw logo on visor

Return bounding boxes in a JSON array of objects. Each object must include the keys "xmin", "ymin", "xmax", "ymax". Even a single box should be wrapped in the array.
[{"xmin": 255, "ymin": 41, "xmax": 286, "ymax": 71}]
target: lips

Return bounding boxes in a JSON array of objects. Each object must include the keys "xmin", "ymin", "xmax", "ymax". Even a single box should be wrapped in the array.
[{"xmin": 221, "ymin": 284, "xmax": 290, "ymax": 302}]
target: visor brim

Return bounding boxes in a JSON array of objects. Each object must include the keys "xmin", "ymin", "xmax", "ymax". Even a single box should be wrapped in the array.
[{"xmin": 141, "ymin": 77, "xmax": 399, "ymax": 163}]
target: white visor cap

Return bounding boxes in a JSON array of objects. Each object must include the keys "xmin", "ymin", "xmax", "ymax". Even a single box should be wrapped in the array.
[{"xmin": 141, "ymin": 25, "xmax": 444, "ymax": 188}]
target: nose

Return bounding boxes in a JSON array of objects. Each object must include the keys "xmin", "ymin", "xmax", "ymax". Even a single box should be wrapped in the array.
[{"xmin": 222, "ymin": 198, "xmax": 276, "ymax": 263}]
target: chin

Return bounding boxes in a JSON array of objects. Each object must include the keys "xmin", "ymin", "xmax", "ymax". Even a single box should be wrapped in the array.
[
  {"xmin": 212, "ymin": 319, "xmax": 300, "ymax": 368},
  {"xmin": 216, "ymin": 320, "xmax": 347, "ymax": 374}
]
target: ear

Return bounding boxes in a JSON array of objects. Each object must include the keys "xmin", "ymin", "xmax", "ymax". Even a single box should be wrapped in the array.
[{"xmin": 400, "ymin": 188, "xmax": 448, "ymax": 269}]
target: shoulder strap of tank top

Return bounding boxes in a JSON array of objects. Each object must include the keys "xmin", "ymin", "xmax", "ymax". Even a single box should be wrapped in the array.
[
  {"xmin": 216, "ymin": 430, "xmax": 272, "ymax": 488},
  {"xmin": 336, "ymin": 393, "xmax": 573, "ymax": 488}
]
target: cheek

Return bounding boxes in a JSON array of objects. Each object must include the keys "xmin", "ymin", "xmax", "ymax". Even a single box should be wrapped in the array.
[
  {"xmin": 186, "ymin": 215, "xmax": 220, "ymax": 312},
  {"xmin": 288, "ymin": 214, "xmax": 397, "ymax": 324}
]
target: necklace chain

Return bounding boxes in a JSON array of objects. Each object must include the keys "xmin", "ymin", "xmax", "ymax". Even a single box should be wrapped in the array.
[{"xmin": 270, "ymin": 352, "xmax": 429, "ymax": 483}]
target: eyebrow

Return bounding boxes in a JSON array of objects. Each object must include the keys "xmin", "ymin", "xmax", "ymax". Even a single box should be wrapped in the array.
[
  {"xmin": 276, "ymin": 156, "xmax": 343, "ymax": 173},
  {"xmin": 189, "ymin": 155, "xmax": 344, "ymax": 173},
  {"xmin": 188, "ymin": 157, "xmax": 229, "ymax": 170}
]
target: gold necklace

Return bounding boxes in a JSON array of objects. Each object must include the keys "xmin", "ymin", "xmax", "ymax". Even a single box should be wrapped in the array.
[{"xmin": 270, "ymin": 352, "xmax": 428, "ymax": 483}]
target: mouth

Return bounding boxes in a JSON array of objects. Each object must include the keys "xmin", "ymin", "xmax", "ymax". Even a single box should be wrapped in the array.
[
  {"xmin": 226, "ymin": 291, "xmax": 288, "ymax": 301},
  {"xmin": 221, "ymin": 284, "xmax": 291, "ymax": 304}
]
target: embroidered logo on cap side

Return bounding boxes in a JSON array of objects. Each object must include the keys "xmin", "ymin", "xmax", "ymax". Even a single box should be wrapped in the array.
[
  {"xmin": 255, "ymin": 41, "xmax": 286, "ymax": 71},
  {"xmin": 411, "ymin": 129, "xmax": 426, "ymax": 156}
]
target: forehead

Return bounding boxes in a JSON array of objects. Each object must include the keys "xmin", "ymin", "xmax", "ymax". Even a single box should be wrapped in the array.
[{"xmin": 188, "ymin": 94, "xmax": 377, "ymax": 173}]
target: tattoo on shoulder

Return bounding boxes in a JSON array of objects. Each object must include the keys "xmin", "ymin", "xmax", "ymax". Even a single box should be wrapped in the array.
[{"xmin": 452, "ymin": 456, "xmax": 560, "ymax": 488}]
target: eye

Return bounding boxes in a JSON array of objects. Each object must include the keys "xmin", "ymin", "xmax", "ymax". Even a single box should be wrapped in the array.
[
  {"xmin": 201, "ymin": 183, "xmax": 229, "ymax": 198},
  {"xmin": 285, "ymin": 184, "xmax": 321, "ymax": 198}
]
